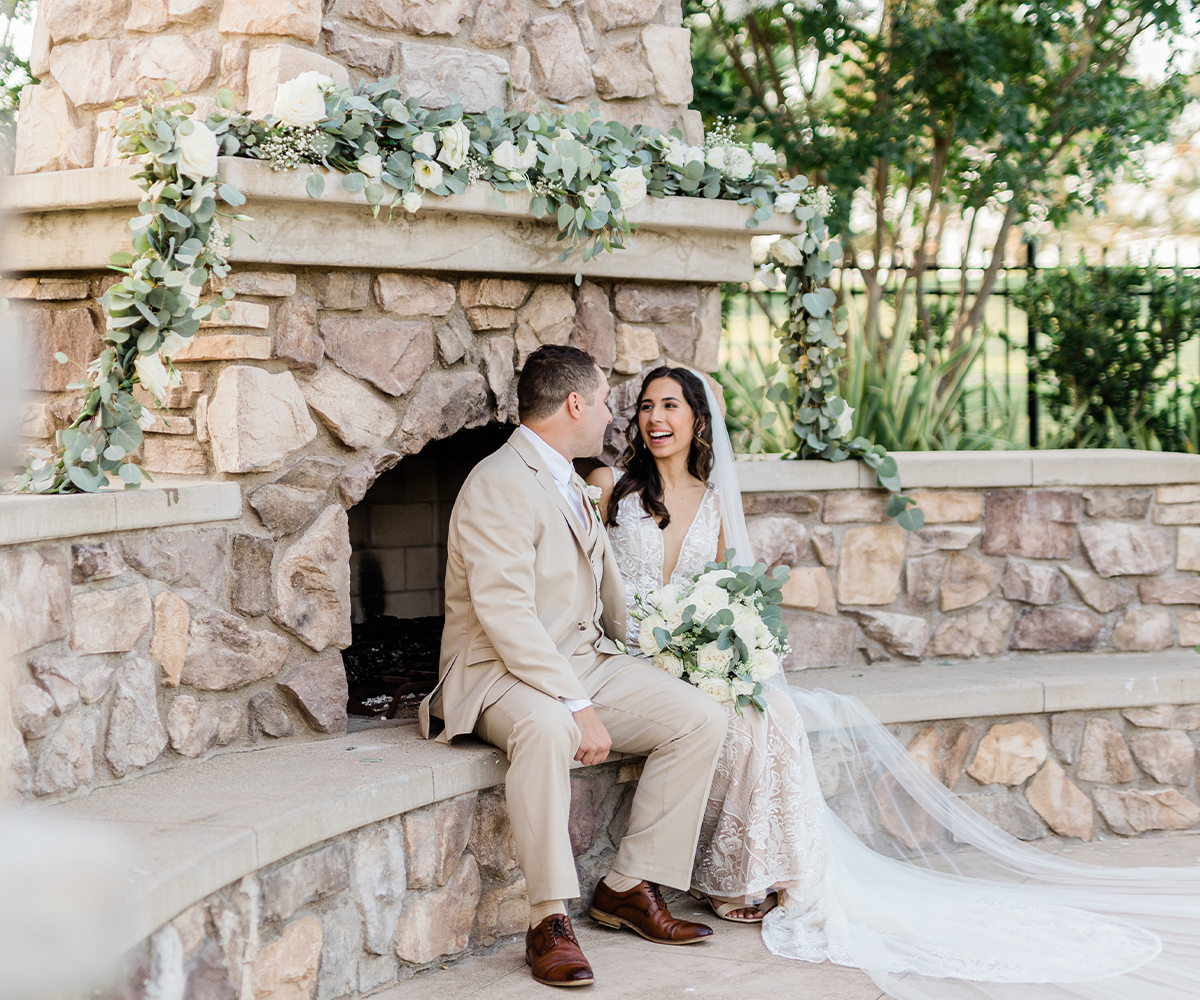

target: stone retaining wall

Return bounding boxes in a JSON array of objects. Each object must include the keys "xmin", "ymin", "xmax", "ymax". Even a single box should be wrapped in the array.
[
  {"xmin": 859, "ymin": 704, "xmax": 1200, "ymax": 846},
  {"xmin": 756, "ymin": 485, "xmax": 1200, "ymax": 670},
  {"xmin": 97, "ymin": 760, "xmax": 636, "ymax": 1000},
  {"xmin": 94, "ymin": 702, "xmax": 1200, "ymax": 1000},
  {"xmin": 16, "ymin": 0, "xmax": 700, "ymax": 175},
  {"xmin": 2, "ymin": 266, "xmax": 718, "ymax": 800}
]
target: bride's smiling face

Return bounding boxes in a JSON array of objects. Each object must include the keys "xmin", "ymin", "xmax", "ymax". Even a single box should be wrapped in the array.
[{"xmin": 638, "ymin": 377, "xmax": 698, "ymax": 461}]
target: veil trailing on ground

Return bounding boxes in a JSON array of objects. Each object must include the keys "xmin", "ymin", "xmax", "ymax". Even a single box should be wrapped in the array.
[{"xmin": 691, "ymin": 368, "xmax": 1200, "ymax": 1000}]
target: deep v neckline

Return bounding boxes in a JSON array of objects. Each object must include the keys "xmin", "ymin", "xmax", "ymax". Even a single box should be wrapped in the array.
[{"xmin": 654, "ymin": 485, "xmax": 714, "ymax": 586}]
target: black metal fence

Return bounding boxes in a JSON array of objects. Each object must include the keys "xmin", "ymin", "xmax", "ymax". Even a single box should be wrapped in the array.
[{"xmin": 722, "ymin": 249, "xmax": 1200, "ymax": 450}]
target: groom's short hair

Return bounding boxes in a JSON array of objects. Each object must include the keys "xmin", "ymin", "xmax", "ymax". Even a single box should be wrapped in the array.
[{"xmin": 518, "ymin": 345, "xmax": 600, "ymax": 423}]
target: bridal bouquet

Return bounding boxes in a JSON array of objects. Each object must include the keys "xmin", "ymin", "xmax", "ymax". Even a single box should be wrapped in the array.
[{"xmin": 633, "ymin": 558, "xmax": 790, "ymax": 713}]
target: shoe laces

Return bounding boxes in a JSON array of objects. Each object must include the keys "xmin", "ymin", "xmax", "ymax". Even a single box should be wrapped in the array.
[
  {"xmin": 646, "ymin": 882, "xmax": 667, "ymax": 912},
  {"xmin": 548, "ymin": 915, "xmax": 578, "ymax": 944}
]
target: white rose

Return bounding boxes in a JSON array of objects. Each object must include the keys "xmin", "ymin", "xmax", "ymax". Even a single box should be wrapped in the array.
[
  {"xmin": 177, "ymin": 120, "xmax": 220, "ymax": 181},
  {"xmin": 517, "ymin": 140, "xmax": 538, "ymax": 171},
  {"xmin": 274, "ymin": 71, "xmax": 331, "ymax": 128},
  {"xmin": 697, "ymin": 569, "xmax": 736, "ymax": 587},
  {"xmin": 657, "ymin": 583, "xmax": 683, "ymax": 606},
  {"xmin": 696, "ymin": 674, "xmax": 733, "ymax": 703},
  {"xmin": 414, "ymin": 159, "xmax": 444, "ymax": 189},
  {"xmin": 412, "ymin": 132, "xmax": 437, "ymax": 158},
  {"xmin": 665, "ymin": 139, "xmax": 699, "ymax": 169},
  {"xmin": 755, "ymin": 618, "xmax": 773, "ymax": 649},
  {"xmin": 402, "ymin": 190, "xmax": 423, "ymax": 213},
  {"xmin": 437, "ymin": 121, "xmax": 470, "ymax": 170},
  {"xmin": 689, "ymin": 583, "xmax": 730, "ymax": 622},
  {"xmin": 582, "ymin": 184, "xmax": 604, "ymax": 209},
  {"xmin": 136, "ymin": 407, "xmax": 156, "ymax": 431},
  {"xmin": 663, "ymin": 599, "xmax": 686, "ymax": 631},
  {"xmin": 134, "ymin": 353, "xmax": 170, "ymax": 403},
  {"xmin": 706, "ymin": 146, "xmax": 727, "ymax": 171},
  {"xmin": 653, "ymin": 651, "xmax": 685, "ymax": 679},
  {"xmin": 773, "ymin": 192, "xmax": 801, "ymax": 214},
  {"xmin": 491, "ymin": 140, "xmax": 520, "ymax": 171},
  {"xmin": 751, "ymin": 142, "xmax": 776, "ymax": 165},
  {"xmin": 159, "ymin": 332, "xmax": 188, "ymax": 359},
  {"xmin": 638, "ymin": 613, "xmax": 668, "ymax": 655},
  {"xmin": 731, "ymin": 606, "xmax": 760, "ymax": 642},
  {"xmin": 770, "ymin": 237, "xmax": 805, "ymax": 267},
  {"xmin": 357, "ymin": 154, "xmax": 382, "ymax": 179},
  {"xmin": 731, "ymin": 677, "xmax": 756, "ymax": 697},
  {"xmin": 613, "ymin": 165, "xmax": 647, "ymax": 209},
  {"xmin": 724, "ymin": 146, "xmax": 755, "ymax": 180},
  {"xmin": 748, "ymin": 648, "xmax": 780, "ymax": 682},
  {"xmin": 696, "ymin": 644, "xmax": 734, "ymax": 676}
]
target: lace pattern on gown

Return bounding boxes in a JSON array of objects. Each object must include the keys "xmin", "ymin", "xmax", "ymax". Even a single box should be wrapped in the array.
[
  {"xmin": 607, "ymin": 478, "xmax": 828, "ymax": 905},
  {"xmin": 607, "ymin": 480, "xmax": 722, "ymax": 653}
]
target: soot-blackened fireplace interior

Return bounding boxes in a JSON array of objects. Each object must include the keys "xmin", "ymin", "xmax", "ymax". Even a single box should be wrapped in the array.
[{"xmin": 344, "ymin": 423, "xmax": 512, "ymax": 718}]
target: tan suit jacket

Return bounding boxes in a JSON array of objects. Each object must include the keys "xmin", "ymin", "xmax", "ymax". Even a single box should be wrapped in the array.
[{"xmin": 419, "ymin": 429, "xmax": 628, "ymax": 742}]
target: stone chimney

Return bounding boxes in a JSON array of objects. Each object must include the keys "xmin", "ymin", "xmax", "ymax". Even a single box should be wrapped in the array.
[{"xmin": 14, "ymin": 0, "xmax": 702, "ymax": 175}]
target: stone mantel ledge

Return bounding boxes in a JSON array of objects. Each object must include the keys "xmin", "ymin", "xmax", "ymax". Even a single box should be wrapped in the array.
[
  {"xmin": 0, "ymin": 481, "xmax": 242, "ymax": 546},
  {"xmin": 1, "ymin": 159, "xmax": 802, "ymax": 282},
  {"xmin": 36, "ymin": 649, "xmax": 1200, "ymax": 954},
  {"xmin": 737, "ymin": 448, "xmax": 1200, "ymax": 493},
  {"xmin": 4, "ymin": 448, "xmax": 1195, "ymax": 547}
]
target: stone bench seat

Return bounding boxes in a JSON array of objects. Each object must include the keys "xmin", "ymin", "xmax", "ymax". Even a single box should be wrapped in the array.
[{"xmin": 35, "ymin": 649, "xmax": 1200, "ymax": 957}]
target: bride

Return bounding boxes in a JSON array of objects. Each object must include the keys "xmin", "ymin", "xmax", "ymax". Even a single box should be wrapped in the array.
[{"xmin": 587, "ymin": 365, "xmax": 1200, "ymax": 1000}]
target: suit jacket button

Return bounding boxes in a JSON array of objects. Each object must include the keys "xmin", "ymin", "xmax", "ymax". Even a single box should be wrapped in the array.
[{"xmin": 578, "ymin": 622, "xmax": 586, "ymax": 630}]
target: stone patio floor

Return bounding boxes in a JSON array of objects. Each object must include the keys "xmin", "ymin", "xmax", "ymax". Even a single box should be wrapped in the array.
[{"xmin": 377, "ymin": 831, "xmax": 1200, "ymax": 1000}]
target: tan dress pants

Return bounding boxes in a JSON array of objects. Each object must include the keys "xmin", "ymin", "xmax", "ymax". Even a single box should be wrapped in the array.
[{"xmin": 476, "ymin": 653, "xmax": 728, "ymax": 906}]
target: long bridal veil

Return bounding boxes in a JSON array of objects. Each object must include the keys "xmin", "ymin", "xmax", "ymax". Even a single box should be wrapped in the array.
[{"xmin": 691, "ymin": 369, "xmax": 1200, "ymax": 1000}]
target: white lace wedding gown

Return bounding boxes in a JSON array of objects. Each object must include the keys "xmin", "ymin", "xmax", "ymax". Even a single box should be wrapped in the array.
[{"xmin": 607, "ymin": 479, "xmax": 1200, "ymax": 1000}]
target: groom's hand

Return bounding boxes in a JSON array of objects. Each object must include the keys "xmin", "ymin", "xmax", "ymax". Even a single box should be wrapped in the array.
[{"xmin": 572, "ymin": 706, "xmax": 612, "ymax": 765}]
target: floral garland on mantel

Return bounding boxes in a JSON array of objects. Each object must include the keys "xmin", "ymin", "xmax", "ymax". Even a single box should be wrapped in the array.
[
  {"xmin": 9, "ymin": 73, "xmax": 834, "ymax": 496},
  {"xmin": 760, "ymin": 238, "xmax": 925, "ymax": 531}
]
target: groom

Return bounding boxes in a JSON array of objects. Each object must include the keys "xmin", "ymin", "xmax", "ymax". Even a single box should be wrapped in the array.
[{"xmin": 420, "ymin": 345, "xmax": 728, "ymax": 986}]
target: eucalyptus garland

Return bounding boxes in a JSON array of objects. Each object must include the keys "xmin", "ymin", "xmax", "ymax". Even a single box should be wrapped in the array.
[
  {"xmin": 5, "ymin": 74, "xmax": 827, "ymax": 495},
  {"xmin": 764, "ymin": 236, "xmax": 925, "ymax": 531}
]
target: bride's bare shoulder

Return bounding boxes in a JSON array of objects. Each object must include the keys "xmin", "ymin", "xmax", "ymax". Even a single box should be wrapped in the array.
[{"xmin": 586, "ymin": 464, "xmax": 617, "ymax": 517}]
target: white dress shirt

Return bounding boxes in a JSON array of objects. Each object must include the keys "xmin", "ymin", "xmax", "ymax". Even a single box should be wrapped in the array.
[
  {"xmin": 516, "ymin": 424, "xmax": 594, "ymax": 713},
  {"xmin": 517, "ymin": 424, "xmax": 589, "ymax": 524}
]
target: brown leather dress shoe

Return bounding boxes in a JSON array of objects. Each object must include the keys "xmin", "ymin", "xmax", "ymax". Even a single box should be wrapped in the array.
[
  {"xmin": 525, "ymin": 914, "xmax": 595, "ymax": 987},
  {"xmin": 589, "ymin": 879, "xmax": 714, "ymax": 945}
]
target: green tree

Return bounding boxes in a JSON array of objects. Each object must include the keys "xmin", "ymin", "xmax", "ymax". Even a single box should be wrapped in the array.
[
  {"xmin": 1015, "ymin": 263, "xmax": 1200, "ymax": 450},
  {"xmin": 690, "ymin": 0, "xmax": 1190, "ymax": 354},
  {"xmin": 0, "ymin": 0, "xmax": 35, "ymax": 175}
]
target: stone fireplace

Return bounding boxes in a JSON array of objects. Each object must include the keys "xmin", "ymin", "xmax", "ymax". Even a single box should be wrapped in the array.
[
  {"xmin": 349, "ymin": 422, "xmax": 511, "ymax": 623},
  {"xmin": 0, "ymin": 0, "xmax": 791, "ymax": 801}
]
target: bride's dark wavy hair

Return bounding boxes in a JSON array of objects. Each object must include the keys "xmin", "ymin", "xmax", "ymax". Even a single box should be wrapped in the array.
[{"xmin": 607, "ymin": 366, "xmax": 714, "ymax": 530}]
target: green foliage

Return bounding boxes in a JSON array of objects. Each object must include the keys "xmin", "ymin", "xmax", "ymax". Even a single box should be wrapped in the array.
[
  {"xmin": 7, "ymin": 75, "xmax": 807, "ymax": 493},
  {"xmin": 763, "ymin": 231, "xmax": 923, "ymax": 530},
  {"xmin": 688, "ymin": 0, "xmax": 1189, "ymax": 352},
  {"xmin": 1015, "ymin": 264, "xmax": 1200, "ymax": 451},
  {"xmin": 249, "ymin": 78, "xmax": 809, "ymax": 280},
  {"xmin": 8, "ymin": 85, "xmax": 251, "ymax": 494},
  {"xmin": 0, "ymin": 0, "xmax": 35, "ymax": 175}
]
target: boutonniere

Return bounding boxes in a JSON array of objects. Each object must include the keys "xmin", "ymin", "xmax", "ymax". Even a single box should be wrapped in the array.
[{"xmin": 585, "ymin": 484, "xmax": 604, "ymax": 518}]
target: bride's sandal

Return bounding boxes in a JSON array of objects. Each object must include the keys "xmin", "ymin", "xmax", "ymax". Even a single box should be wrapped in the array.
[{"xmin": 689, "ymin": 889, "xmax": 770, "ymax": 924}]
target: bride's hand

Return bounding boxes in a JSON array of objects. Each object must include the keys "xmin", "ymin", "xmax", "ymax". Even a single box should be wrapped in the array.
[{"xmin": 572, "ymin": 706, "xmax": 612, "ymax": 765}]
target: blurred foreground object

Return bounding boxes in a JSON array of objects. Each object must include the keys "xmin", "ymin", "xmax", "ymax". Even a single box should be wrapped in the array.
[{"xmin": 0, "ymin": 809, "xmax": 128, "ymax": 1000}]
